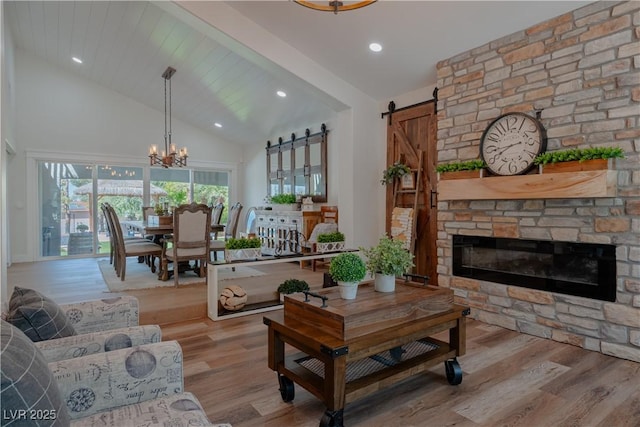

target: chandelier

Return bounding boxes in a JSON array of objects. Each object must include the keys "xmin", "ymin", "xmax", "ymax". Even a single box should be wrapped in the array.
[
  {"xmin": 294, "ymin": 0, "xmax": 376, "ymax": 14},
  {"xmin": 149, "ymin": 66, "xmax": 187, "ymax": 168}
]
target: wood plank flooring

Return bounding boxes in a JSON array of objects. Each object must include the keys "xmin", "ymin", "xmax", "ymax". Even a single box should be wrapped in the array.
[{"xmin": 7, "ymin": 258, "xmax": 640, "ymax": 426}]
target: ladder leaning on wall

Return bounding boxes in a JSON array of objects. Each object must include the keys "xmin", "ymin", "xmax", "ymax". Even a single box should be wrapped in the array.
[{"xmin": 391, "ymin": 151, "xmax": 423, "ymax": 256}]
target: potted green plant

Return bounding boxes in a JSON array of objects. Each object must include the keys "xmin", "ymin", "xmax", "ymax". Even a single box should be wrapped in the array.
[
  {"xmin": 277, "ymin": 278, "xmax": 310, "ymax": 302},
  {"xmin": 360, "ymin": 235, "xmax": 414, "ymax": 293},
  {"xmin": 316, "ymin": 231, "xmax": 345, "ymax": 253},
  {"xmin": 534, "ymin": 147, "xmax": 624, "ymax": 173},
  {"xmin": 224, "ymin": 237, "xmax": 262, "ymax": 262},
  {"xmin": 269, "ymin": 193, "xmax": 299, "ymax": 211},
  {"xmin": 436, "ymin": 159, "xmax": 486, "ymax": 180},
  {"xmin": 381, "ymin": 162, "xmax": 411, "ymax": 185},
  {"xmin": 329, "ymin": 252, "xmax": 366, "ymax": 299}
]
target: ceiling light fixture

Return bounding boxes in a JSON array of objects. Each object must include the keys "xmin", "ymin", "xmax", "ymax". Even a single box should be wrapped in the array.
[
  {"xmin": 277, "ymin": 90, "xmax": 287, "ymax": 97},
  {"xmin": 294, "ymin": 0, "xmax": 376, "ymax": 14},
  {"xmin": 72, "ymin": 57, "xmax": 83, "ymax": 64},
  {"xmin": 369, "ymin": 42, "xmax": 382, "ymax": 52},
  {"xmin": 149, "ymin": 67, "xmax": 188, "ymax": 168}
]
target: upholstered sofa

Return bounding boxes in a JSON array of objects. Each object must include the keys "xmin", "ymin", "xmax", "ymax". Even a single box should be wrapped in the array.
[{"xmin": 1, "ymin": 319, "xmax": 230, "ymax": 426}]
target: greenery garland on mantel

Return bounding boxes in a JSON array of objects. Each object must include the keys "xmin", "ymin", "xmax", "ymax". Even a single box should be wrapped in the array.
[
  {"xmin": 436, "ymin": 159, "xmax": 486, "ymax": 173},
  {"xmin": 435, "ymin": 147, "xmax": 624, "ymax": 176},
  {"xmin": 533, "ymin": 147, "xmax": 625, "ymax": 165}
]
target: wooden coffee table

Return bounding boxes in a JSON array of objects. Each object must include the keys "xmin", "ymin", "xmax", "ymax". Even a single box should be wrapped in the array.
[{"xmin": 263, "ymin": 280, "xmax": 469, "ymax": 427}]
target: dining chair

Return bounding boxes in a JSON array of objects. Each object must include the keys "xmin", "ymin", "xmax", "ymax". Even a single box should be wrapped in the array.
[
  {"xmin": 100, "ymin": 203, "xmax": 148, "ymax": 268},
  {"xmin": 210, "ymin": 202, "xmax": 243, "ymax": 262},
  {"xmin": 141, "ymin": 206, "xmax": 157, "ymax": 240},
  {"xmin": 320, "ymin": 205, "xmax": 339, "ymax": 224},
  {"xmin": 210, "ymin": 202, "xmax": 225, "ymax": 241},
  {"xmin": 105, "ymin": 204, "xmax": 163, "ymax": 281},
  {"xmin": 160, "ymin": 203, "xmax": 211, "ymax": 287}
]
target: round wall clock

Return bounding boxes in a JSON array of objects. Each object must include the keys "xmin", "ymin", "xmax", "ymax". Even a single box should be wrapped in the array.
[{"xmin": 480, "ymin": 112, "xmax": 547, "ymax": 176}]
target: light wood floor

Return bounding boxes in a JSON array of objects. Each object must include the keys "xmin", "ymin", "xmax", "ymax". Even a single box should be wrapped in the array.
[{"xmin": 7, "ymin": 258, "xmax": 640, "ymax": 427}]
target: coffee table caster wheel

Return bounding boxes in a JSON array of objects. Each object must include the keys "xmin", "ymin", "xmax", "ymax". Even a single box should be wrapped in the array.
[
  {"xmin": 320, "ymin": 409, "xmax": 344, "ymax": 427},
  {"xmin": 445, "ymin": 358, "xmax": 463, "ymax": 385},
  {"xmin": 278, "ymin": 374, "xmax": 295, "ymax": 402}
]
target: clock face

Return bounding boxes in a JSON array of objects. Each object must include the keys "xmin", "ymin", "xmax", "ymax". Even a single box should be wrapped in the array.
[{"xmin": 480, "ymin": 112, "xmax": 546, "ymax": 176}]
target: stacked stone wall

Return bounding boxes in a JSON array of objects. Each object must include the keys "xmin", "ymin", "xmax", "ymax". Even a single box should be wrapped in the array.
[{"xmin": 436, "ymin": 1, "xmax": 639, "ymax": 362}]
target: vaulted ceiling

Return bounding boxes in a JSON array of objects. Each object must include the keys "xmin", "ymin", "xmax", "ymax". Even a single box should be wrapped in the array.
[{"xmin": 4, "ymin": 1, "xmax": 590, "ymax": 147}]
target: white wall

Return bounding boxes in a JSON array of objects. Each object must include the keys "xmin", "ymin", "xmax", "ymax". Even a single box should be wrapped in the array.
[{"xmin": 9, "ymin": 49, "xmax": 245, "ymax": 262}]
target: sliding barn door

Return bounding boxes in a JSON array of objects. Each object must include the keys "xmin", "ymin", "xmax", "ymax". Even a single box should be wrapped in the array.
[{"xmin": 385, "ymin": 101, "xmax": 438, "ymax": 282}]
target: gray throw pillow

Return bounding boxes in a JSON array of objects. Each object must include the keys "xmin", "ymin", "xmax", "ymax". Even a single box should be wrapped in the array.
[
  {"xmin": 0, "ymin": 319, "xmax": 71, "ymax": 426},
  {"xmin": 6, "ymin": 287, "xmax": 76, "ymax": 342}
]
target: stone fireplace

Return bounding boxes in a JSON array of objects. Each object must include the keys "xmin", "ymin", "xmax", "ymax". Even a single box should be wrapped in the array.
[{"xmin": 435, "ymin": 1, "xmax": 639, "ymax": 362}]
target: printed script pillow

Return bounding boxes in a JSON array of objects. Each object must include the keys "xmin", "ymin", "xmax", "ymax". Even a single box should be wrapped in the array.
[
  {"xmin": 6, "ymin": 287, "xmax": 76, "ymax": 342},
  {"xmin": 0, "ymin": 319, "xmax": 71, "ymax": 426}
]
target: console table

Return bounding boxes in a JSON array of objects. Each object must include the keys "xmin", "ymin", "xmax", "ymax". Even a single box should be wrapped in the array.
[
  {"xmin": 207, "ymin": 251, "xmax": 353, "ymax": 321},
  {"xmin": 264, "ymin": 281, "xmax": 469, "ymax": 427}
]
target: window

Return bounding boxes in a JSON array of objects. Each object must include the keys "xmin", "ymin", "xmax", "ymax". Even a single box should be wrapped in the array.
[
  {"xmin": 150, "ymin": 168, "xmax": 190, "ymax": 209},
  {"xmin": 193, "ymin": 170, "xmax": 230, "ymax": 224}
]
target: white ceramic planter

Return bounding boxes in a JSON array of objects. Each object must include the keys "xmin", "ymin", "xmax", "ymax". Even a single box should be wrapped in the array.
[
  {"xmin": 374, "ymin": 274, "xmax": 396, "ymax": 292},
  {"xmin": 337, "ymin": 281, "xmax": 359, "ymax": 299},
  {"xmin": 224, "ymin": 247, "xmax": 261, "ymax": 262},
  {"xmin": 270, "ymin": 203, "xmax": 299, "ymax": 211},
  {"xmin": 316, "ymin": 241, "xmax": 345, "ymax": 253}
]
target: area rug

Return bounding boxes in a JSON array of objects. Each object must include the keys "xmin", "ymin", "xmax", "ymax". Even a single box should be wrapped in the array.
[{"xmin": 98, "ymin": 259, "xmax": 265, "ymax": 292}]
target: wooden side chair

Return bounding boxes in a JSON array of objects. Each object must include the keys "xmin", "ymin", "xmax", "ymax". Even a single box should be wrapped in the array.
[
  {"xmin": 104, "ymin": 204, "xmax": 163, "ymax": 281},
  {"xmin": 302, "ymin": 205, "xmax": 339, "ymax": 271},
  {"xmin": 141, "ymin": 206, "xmax": 157, "ymax": 241},
  {"xmin": 101, "ymin": 203, "xmax": 148, "ymax": 268},
  {"xmin": 161, "ymin": 203, "xmax": 211, "ymax": 287},
  {"xmin": 210, "ymin": 202, "xmax": 243, "ymax": 261},
  {"xmin": 210, "ymin": 202, "xmax": 243, "ymax": 262},
  {"xmin": 210, "ymin": 202, "xmax": 225, "ymax": 241},
  {"xmin": 142, "ymin": 206, "xmax": 155, "ymax": 222},
  {"xmin": 320, "ymin": 205, "xmax": 338, "ymax": 224}
]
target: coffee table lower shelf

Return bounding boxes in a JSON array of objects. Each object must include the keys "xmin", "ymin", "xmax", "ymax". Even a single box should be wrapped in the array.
[{"xmin": 281, "ymin": 337, "xmax": 459, "ymax": 401}]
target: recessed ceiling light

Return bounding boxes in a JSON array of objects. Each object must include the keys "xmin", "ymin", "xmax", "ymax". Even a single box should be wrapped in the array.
[
  {"xmin": 369, "ymin": 42, "xmax": 382, "ymax": 53},
  {"xmin": 214, "ymin": 122, "xmax": 222, "ymax": 128},
  {"xmin": 72, "ymin": 56, "xmax": 83, "ymax": 64},
  {"xmin": 277, "ymin": 90, "xmax": 287, "ymax": 98}
]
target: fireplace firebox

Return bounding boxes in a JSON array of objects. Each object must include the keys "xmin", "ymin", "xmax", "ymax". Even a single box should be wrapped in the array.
[{"xmin": 452, "ymin": 235, "xmax": 616, "ymax": 302}]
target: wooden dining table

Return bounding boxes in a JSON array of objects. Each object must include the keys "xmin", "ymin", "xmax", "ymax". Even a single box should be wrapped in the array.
[
  {"xmin": 120, "ymin": 220, "xmax": 224, "ymax": 237},
  {"xmin": 120, "ymin": 220, "xmax": 225, "ymax": 280}
]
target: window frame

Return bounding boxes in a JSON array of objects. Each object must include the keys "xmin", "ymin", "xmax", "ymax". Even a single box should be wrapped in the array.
[{"xmin": 266, "ymin": 125, "xmax": 328, "ymax": 202}]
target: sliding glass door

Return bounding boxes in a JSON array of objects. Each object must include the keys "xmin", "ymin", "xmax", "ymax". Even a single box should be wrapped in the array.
[
  {"xmin": 39, "ymin": 162, "xmax": 93, "ymax": 257},
  {"xmin": 38, "ymin": 160, "xmax": 230, "ymax": 259},
  {"xmin": 96, "ymin": 166, "xmax": 145, "ymax": 253}
]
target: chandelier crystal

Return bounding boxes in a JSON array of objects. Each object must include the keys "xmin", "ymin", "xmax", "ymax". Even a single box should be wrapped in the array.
[
  {"xmin": 149, "ymin": 66, "xmax": 188, "ymax": 168},
  {"xmin": 294, "ymin": 0, "xmax": 376, "ymax": 14}
]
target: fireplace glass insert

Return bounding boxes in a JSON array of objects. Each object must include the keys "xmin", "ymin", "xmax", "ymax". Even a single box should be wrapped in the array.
[{"xmin": 452, "ymin": 235, "xmax": 616, "ymax": 302}]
